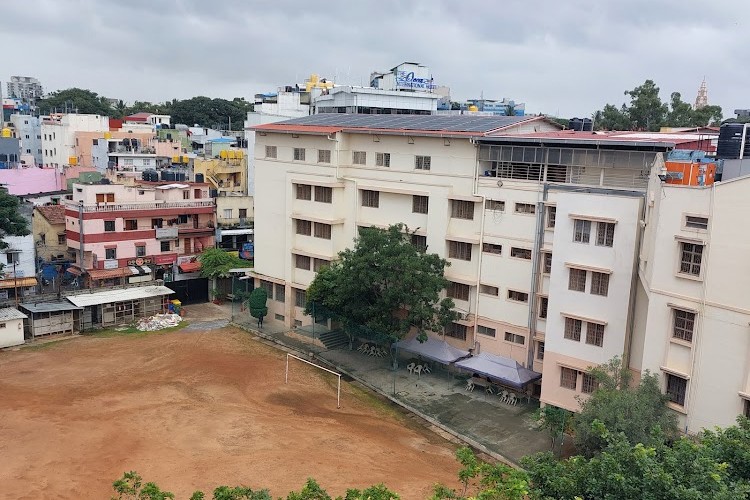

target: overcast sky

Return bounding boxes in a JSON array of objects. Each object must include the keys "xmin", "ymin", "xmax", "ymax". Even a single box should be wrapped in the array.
[{"xmin": 3, "ymin": 0, "xmax": 748, "ymax": 117}]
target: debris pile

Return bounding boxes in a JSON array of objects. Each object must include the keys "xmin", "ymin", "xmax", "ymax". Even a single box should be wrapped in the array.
[{"xmin": 136, "ymin": 313, "xmax": 182, "ymax": 331}]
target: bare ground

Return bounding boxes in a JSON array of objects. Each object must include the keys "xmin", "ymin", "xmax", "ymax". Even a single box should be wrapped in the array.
[{"xmin": 0, "ymin": 325, "xmax": 460, "ymax": 499}]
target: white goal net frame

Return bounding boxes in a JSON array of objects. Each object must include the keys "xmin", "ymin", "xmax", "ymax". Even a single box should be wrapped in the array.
[{"xmin": 285, "ymin": 353, "xmax": 342, "ymax": 409}]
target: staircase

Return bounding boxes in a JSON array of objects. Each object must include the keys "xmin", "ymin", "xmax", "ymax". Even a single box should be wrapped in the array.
[{"xmin": 317, "ymin": 329, "xmax": 349, "ymax": 350}]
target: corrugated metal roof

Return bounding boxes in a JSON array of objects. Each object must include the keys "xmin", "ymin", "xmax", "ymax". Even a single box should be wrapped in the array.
[
  {"xmin": 67, "ymin": 286, "xmax": 174, "ymax": 307},
  {"xmin": 0, "ymin": 307, "xmax": 28, "ymax": 320},
  {"xmin": 20, "ymin": 302, "xmax": 82, "ymax": 313},
  {"xmin": 262, "ymin": 114, "xmax": 534, "ymax": 133},
  {"xmin": 0, "ymin": 277, "xmax": 38, "ymax": 289}
]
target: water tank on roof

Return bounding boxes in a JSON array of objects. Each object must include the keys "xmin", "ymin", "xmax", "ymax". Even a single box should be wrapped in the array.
[
  {"xmin": 122, "ymin": 138, "xmax": 130, "ymax": 147},
  {"xmin": 104, "ymin": 131, "xmax": 112, "ymax": 140},
  {"xmin": 0, "ymin": 128, "xmax": 11, "ymax": 138},
  {"xmin": 195, "ymin": 173, "xmax": 204, "ymax": 183},
  {"xmin": 582, "ymin": 118, "xmax": 593, "ymax": 132},
  {"xmin": 717, "ymin": 123, "xmax": 748, "ymax": 159},
  {"xmin": 468, "ymin": 105, "xmax": 479, "ymax": 112},
  {"xmin": 175, "ymin": 172, "xmax": 186, "ymax": 182},
  {"xmin": 568, "ymin": 118, "xmax": 583, "ymax": 131},
  {"xmin": 219, "ymin": 150, "xmax": 228, "ymax": 159}
]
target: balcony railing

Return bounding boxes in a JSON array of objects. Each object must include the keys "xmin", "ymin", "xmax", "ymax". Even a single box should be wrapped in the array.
[
  {"xmin": 178, "ymin": 226, "xmax": 215, "ymax": 234},
  {"xmin": 155, "ymin": 227, "xmax": 179, "ymax": 239},
  {"xmin": 64, "ymin": 200, "xmax": 214, "ymax": 212}
]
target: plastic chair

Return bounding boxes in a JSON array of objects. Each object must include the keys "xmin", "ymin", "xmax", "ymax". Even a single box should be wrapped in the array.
[
  {"xmin": 507, "ymin": 393, "xmax": 517, "ymax": 406},
  {"xmin": 485, "ymin": 385, "xmax": 494, "ymax": 395},
  {"xmin": 422, "ymin": 364, "xmax": 431, "ymax": 374},
  {"xmin": 414, "ymin": 365, "xmax": 423, "ymax": 377},
  {"xmin": 465, "ymin": 379, "xmax": 475, "ymax": 392},
  {"xmin": 499, "ymin": 390, "xmax": 509, "ymax": 403},
  {"xmin": 357, "ymin": 343, "xmax": 368, "ymax": 353},
  {"xmin": 406, "ymin": 362, "xmax": 415, "ymax": 374}
]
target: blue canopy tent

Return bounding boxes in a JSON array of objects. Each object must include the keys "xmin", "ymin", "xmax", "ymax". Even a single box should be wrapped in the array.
[
  {"xmin": 455, "ymin": 352, "xmax": 541, "ymax": 389},
  {"xmin": 394, "ymin": 336, "xmax": 470, "ymax": 365}
]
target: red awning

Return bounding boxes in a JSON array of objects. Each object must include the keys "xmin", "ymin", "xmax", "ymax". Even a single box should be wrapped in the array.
[{"xmin": 178, "ymin": 261, "xmax": 201, "ymax": 273}]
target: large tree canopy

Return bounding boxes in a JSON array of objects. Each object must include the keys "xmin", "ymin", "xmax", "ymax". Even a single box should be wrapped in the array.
[
  {"xmin": 198, "ymin": 248, "xmax": 251, "ymax": 279},
  {"xmin": 36, "ymin": 88, "xmax": 114, "ymax": 116},
  {"xmin": 593, "ymin": 79, "xmax": 723, "ymax": 131},
  {"xmin": 0, "ymin": 188, "xmax": 30, "ymax": 272},
  {"xmin": 304, "ymin": 224, "xmax": 458, "ymax": 345},
  {"xmin": 572, "ymin": 356, "xmax": 678, "ymax": 457}
]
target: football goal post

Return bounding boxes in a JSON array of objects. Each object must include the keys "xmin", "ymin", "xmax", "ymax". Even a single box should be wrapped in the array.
[{"xmin": 285, "ymin": 353, "xmax": 342, "ymax": 409}]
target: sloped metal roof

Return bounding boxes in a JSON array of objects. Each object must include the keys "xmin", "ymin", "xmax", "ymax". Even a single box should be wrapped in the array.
[
  {"xmin": 268, "ymin": 114, "xmax": 535, "ymax": 133},
  {"xmin": 66, "ymin": 286, "xmax": 174, "ymax": 307}
]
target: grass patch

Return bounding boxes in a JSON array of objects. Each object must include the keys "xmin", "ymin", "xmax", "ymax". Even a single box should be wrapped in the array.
[{"xmin": 89, "ymin": 321, "xmax": 189, "ymax": 338}]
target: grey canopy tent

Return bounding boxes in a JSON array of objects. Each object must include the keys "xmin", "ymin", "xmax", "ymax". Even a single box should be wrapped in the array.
[
  {"xmin": 394, "ymin": 336, "xmax": 470, "ymax": 364},
  {"xmin": 455, "ymin": 352, "xmax": 542, "ymax": 389}
]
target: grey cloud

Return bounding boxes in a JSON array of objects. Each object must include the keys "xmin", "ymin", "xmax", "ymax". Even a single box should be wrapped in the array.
[{"xmin": 2, "ymin": 0, "xmax": 748, "ymax": 117}]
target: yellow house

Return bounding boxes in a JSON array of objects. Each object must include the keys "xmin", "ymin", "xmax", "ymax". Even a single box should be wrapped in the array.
[
  {"xmin": 193, "ymin": 151, "xmax": 247, "ymax": 195},
  {"xmin": 32, "ymin": 205, "xmax": 68, "ymax": 262}
]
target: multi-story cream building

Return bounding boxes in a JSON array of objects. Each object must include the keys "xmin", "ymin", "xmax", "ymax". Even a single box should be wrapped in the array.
[{"xmin": 250, "ymin": 114, "xmax": 750, "ymax": 433}]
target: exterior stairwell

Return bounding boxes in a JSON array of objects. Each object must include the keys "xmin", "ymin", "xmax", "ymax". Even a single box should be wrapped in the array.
[{"xmin": 316, "ymin": 328, "xmax": 349, "ymax": 350}]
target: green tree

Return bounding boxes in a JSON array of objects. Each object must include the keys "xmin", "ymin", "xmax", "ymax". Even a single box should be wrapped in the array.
[
  {"xmin": 304, "ymin": 224, "xmax": 458, "ymax": 348},
  {"xmin": 111, "ymin": 471, "xmax": 175, "ymax": 500},
  {"xmin": 573, "ymin": 356, "xmax": 678, "ymax": 457},
  {"xmin": 593, "ymin": 104, "xmax": 631, "ymax": 131},
  {"xmin": 198, "ymin": 248, "xmax": 251, "ymax": 279},
  {"xmin": 693, "ymin": 104, "xmax": 724, "ymax": 127},
  {"xmin": 432, "ymin": 447, "xmax": 529, "ymax": 500},
  {"xmin": 248, "ymin": 287, "xmax": 268, "ymax": 326},
  {"xmin": 212, "ymin": 486, "xmax": 272, "ymax": 500},
  {"xmin": 170, "ymin": 97, "xmax": 251, "ymax": 130},
  {"xmin": 534, "ymin": 405, "xmax": 573, "ymax": 456},
  {"xmin": 665, "ymin": 92, "xmax": 696, "ymax": 127},
  {"xmin": 286, "ymin": 478, "xmax": 332, "ymax": 500},
  {"xmin": 36, "ymin": 88, "xmax": 113, "ymax": 116},
  {"xmin": 341, "ymin": 484, "xmax": 399, "ymax": 500},
  {"xmin": 522, "ymin": 421, "xmax": 750, "ymax": 500},
  {"xmin": 0, "ymin": 187, "xmax": 30, "ymax": 272},
  {"xmin": 624, "ymin": 79, "xmax": 668, "ymax": 131}
]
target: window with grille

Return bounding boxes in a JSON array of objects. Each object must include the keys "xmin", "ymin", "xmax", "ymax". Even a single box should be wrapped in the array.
[
  {"xmin": 573, "ymin": 219, "xmax": 591, "ymax": 243},
  {"xmin": 265, "ymin": 145, "xmax": 277, "ymax": 158},
  {"xmin": 560, "ymin": 367, "xmax": 578, "ymax": 390},
  {"xmin": 477, "ymin": 325, "xmax": 496, "ymax": 337},
  {"xmin": 105, "ymin": 248, "xmax": 116, "ymax": 259},
  {"xmin": 104, "ymin": 220, "xmax": 116, "ymax": 232},
  {"xmin": 507, "ymin": 290, "xmax": 528, "ymax": 303},
  {"xmin": 318, "ymin": 149, "xmax": 331, "ymax": 163},
  {"xmin": 479, "ymin": 284, "xmax": 499, "ymax": 296},
  {"xmin": 679, "ymin": 242, "xmax": 703, "ymax": 276},
  {"xmin": 504, "ymin": 332, "xmax": 525, "ymax": 345},
  {"xmin": 314, "ymin": 186, "xmax": 332, "ymax": 203},
  {"xmin": 295, "ymin": 219, "xmax": 312, "ymax": 235},
  {"xmin": 415, "ymin": 155, "xmax": 431, "ymax": 170},
  {"xmin": 361, "ymin": 190, "xmax": 379, "ymax": 208},
  {"xmin": 666, "ymin": 374, "xmax": 687, "ymax": 406},
  {"xmin": 582, "ymin": 373, "xmax": 599, "ymax": 393},
  {"xmin": 293, "ymin": 148, "xmax": 305, "ymax": 161},
  {"xmin": 352, "ymin": 151, "xmax": 367, "ymax": 165},
  {"xmin": 564, "ymin": 317, "xmax": 582, "ymax": 341},
  {"xmin": 260, "ymin": 280, "xmax": 273, "ymax": 296},
  {"xmin": 482, "ymin": 243, "xmax": 502, "ymax": 255},
  {"xmin": 294, "ymin": 254, "xmax": 311, "ymax": 270},
  {"xmin": 275, "ymin": 284, "xmax": 285, "ymax": 303},
  {"xmin": 410, "ymin": 234, "xmax": 427, "ymax": 251},
  {"xmin": 447, "ymin": 281, "xmax": 470, "ymax": 301},
  {"xmin": 744, "ymin": 400, "xmax": 750, "ymax": 419},
  {"xmin": 295, "ymin": 289, "xmax": 307, "ymax": 308},
  {"xmin": 537, "ymin": 341, "xmax": 545, "ymax": 360},
  {"xmin": 543, "ymin": 252, "xmax": 552, "ymax": 274},
  {"xmin": 685, "ymin": 215, "xmax": 708, "ymax": 230},
  {"xmin": 546, "ymin": 206, "xmax": 556, "ymax": 228},
  {"xmin": 515, "ymin": 202, "xmax": 536, "ymax": 214},
  {"xmin": 451, "ymin": 200, "xmax": 475, "ymax": 220},
  {"xmin": 275, "ymin": 314, "xmax": 285, "ymax": 321},
  {"xmin": 135, "ymin": 245, "xmax": 146, "ymax": 257},
  {"xmin": 125, "ymin": 219, "xmax": 138, "ymax": 231},
  {"xmin": 296, "ymin": 184, "xmax": 312, "ymax": 200},
  {"xmin": 539, "ymin": 297, "xmax": 548, "ymax": 318},
  {"xmin": 485, "ymin": 199, "xmax": 505, "ymax": 211},
  {"xmin": 57, "ymin": 234, "xmax": 66, "ymax": 245},
  {"xmin": 223, "ymin": 209, "xmax": 233, "ymax": 219},
  {"xmin": 596, "ymin": 222, "xmax": 615, "ymax": 247},
  {"xmin": 376, "ymin": 152, "xmax": 390, "ymax": 167},
  {"xmin": 590, "ymin": 272, "xmax": 609, "ymax": 296},
  {"xmin": 510, "ymin": 247, "xmax": 531, "ymax": 260},
  {"xmin": 586, "ymin": 322, "xmax": 605, "ymax": 346},
  {"xmin": 448, "ymin": 241, "xmax": 472, "ymax": 261},
  {"xmin": 569, "ymin": 268, "xmax": 587, "ymax": 292},
  {"xmin": 314, "ymin": 222, "xmax": 332, "ymax": 239},
  {"xmin": 673, "ymin": 309, "xmax": 695, "ymax": 342},
  {"xmin": 412, "ymin": 195, "xmax": 429, "ymax": 214},
  {"xmin": 444, "ymin": 322, "xmax": 467, "ymax": 340},
  {"xmin": 313, "ymin": 258, "xmax": 329, "ymax": 272}
]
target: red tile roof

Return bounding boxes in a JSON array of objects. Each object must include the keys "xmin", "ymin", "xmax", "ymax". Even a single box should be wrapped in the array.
[
  {"xmin": 35, "ymin": 205, "xmax": 66, "ymax": 225},
  {"xmin": 125, "ymin": 112, "xmax": 153, "ymax": 122}
]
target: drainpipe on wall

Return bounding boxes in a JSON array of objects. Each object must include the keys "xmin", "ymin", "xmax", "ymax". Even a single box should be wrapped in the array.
[
  {"xmin": 527, "ymin": 182, "xmax": 549, "ymax": 369},
  {"xmin": 78, "ymin": 200, "xmax": 85, "ymax": 271},
  {"xmin": 470, "ymin": 138, "xmax": 486, "ymax": 354}
]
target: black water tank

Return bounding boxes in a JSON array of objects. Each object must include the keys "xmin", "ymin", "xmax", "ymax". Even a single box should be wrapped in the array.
[
  {"xmin": 582, "ymin": 118, "xmax": 593, "ymax": 132},
  {"xmin": 568, "ymin": 118, "xmax": 583, "ymax": 131},
  {"xmin": 209, "ymin": 189, "xmax": 218, "ymax": 198},
  {"xmin": 717, "ymin": 123, "xmax": 745, "ymax": 159},
  {"xmin": 176, "ymin": 172, "xmax": 186, "ymax": 182},
  {"xmin": 195, "ymin": 173, "xmax": 204, "ymax": 183}
]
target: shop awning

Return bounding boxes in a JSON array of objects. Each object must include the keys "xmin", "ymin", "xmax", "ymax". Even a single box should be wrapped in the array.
[
  {"xmin": 395, "ymin": 336, "xmax": 470, "ymax": 365},
  {"xmin": 88, "ymin": 268, "xmax": 133, "ymax": 280},
  {"xmin": 0, "ymin": 277, "xmax": 38, "ymax": 289},
  {"xmin": 129, "ymin": 266, "xmax": 152, "ymax": 276},
  {"xmin": 66, "ymin": 285, "xmax": 175, "ymax": 307},
  {"xmin": 179, "ymin": 261, "xmax": 201, "ymax": 273},
  {"xmin": 66, "ymin": 266, "xmax": 83, "ymax": 276},
  {"xmin": 455, "ymin": 352, "xmax": 542, "ymax": 389}
]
